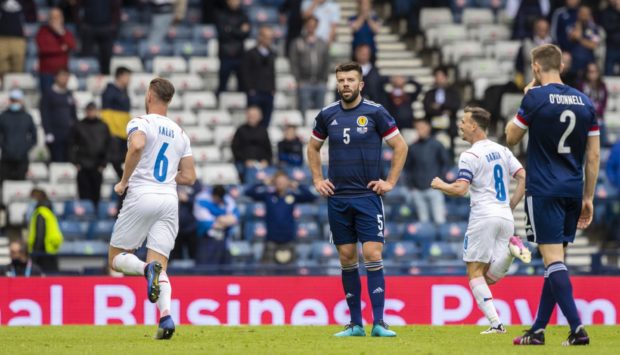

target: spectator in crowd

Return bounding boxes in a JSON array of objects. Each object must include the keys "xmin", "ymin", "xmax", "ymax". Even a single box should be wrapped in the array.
[
  {"xmin": 516, "ymin": 17, "xmax": 552, "ymax": 86},
  {"xmin": 289, "ymin": 16, "xmax": 330, "ymax": 114},
  {"xmin": 1, "ymin": 240, "xmax": 42, "ymax": 277},
  {"xmin": 246, "ymin": 171, "xmax": 316, "ymax": 265},
  {"xmin": 349, "ymin": 0, "xmax": 381, "ymax": 61},
  {"xmin": 76, "ymin": 0, "xmax": 121, "ymax": 75},
  {"xmin": 170, "ymin": 181, "xmax": 201, "ymax": 261},
  {"xmin": 231, "ymin": 106, "xmax": 273, "ymax": 181},
  {"xmin": 451, "ymin": 0, "xmax": 506, "ymax": 23},
  {"xmin": 0, "ymin": 0, "xmax": 37, "ymax": 77},
  {"xmin": 302, "ymin": 0, "xmax": 340, "ymax": 44},
  {"xmin": 279, "ymin": 0, "xmax": 303, "ymax": 55},
  {"xmin": 101, "ymin": 66, "xmax": 132, "ymax": 179},
  {"xmin": 68, "ymin": 102, "xmax": 111, "ymax": 206},
  {"xmin": 242, "ymin": 25, "xmax": 276, "ymax": 127},
  {"xmin": 404, "ymin": 119, "xmax": 450, "ymax": 224},
  {"xmin": 28, "ymin": 188, "xmax": 63, "ymax": 273},
  {"xmin": 201, "ymin": 0, "xmax": 226, "ymax": 24},
  {"xmin": 35, "ymin": 7, "xmax": 76, "ymax": 94},
  {"xmin": 578, "ymin": 62, "xmax": 608, "ymax": 146},
  {"xmin": 354, "ymin": 44, "xmax": 386, "ymax": 104},
  {"xmin": 278, "ymin": 125, "xmax": 304, "ymax": 167},
  {"xmin": 507, "ymin": 0, "xmax": 550, "ymax": 40},
  {"xmin": 194, "ymin": 185, "xmax": 240, "ymax": 270},
  {"xmin": 0, "ymin": 89, "xmax": 36, "ymax": 182},
  {"xmin": 560, "ymin": 50, "xmax": 578, "ymax": 88},
  {"xmin": 566, "ymin": 5, "xmax": 600, "ymax": 76},
  {"xmin": 601, "ymin": 0, "xmax": 620, "ymax": 75},
  {"xmin": 40, "ymin": 68, "xmax": 78, "ymax": 163},
  {"xmin": 215, "ymin": 0, "xmax": 250, "ymax": 94},
  {"xmin": 550, "ymin": 0, "xmax": 579, "ymax": 49},
  {"xmin": 147, "ymin": 0, "xmax": 175, "ymax": 47},
  {"xmin": 423, "ymin": 66, "xmax": 461, "ymax": 155},
  {"xmin": 384, "ymin": 75, "xmax": 422, "ymax": 129}
]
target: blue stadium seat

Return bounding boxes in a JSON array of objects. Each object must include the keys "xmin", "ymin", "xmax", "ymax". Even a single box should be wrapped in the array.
[
  {"xmin": 97, "ymin": 200, "xmax": 119, "ymax": 220},
  {"xmin": 295, "ymin": 243, "xmax": 312, "ymax": 261},
  {"xmin": 229, "ymin": 240, "xmax": 254, "ymax": 264},
  {"xmin": 382, "ymin": 185, "xmax": 408, "ymax": 205},
  {"xmin": 26, "ymin": 40, "xmax": 37, "ymax": 56},
  {"xmin": 244, "ymin": 166, "xmax": 278, "ymax": 185},
  {"xmin": 317, "ymin": 203, "xmax": 328, "ymax": 225},
  {"xmin": 173, "ymin": 40, "xmax": 209, "ymax": 58},
  {"xmin": 90, "ymin": 220, "xmax": 115, "ymax": 240},
  {"xmin": 294, "ymin": 203, "xmax": 319, "ymax": 222},
  {"xmin": 402, "ymin": 222, "xmax": 437, "ymax": 244},
  {"xmin": 113, "ymin": 41, "xmax": 139, "ymax": 56},
  {"xmin": 384, "ymin": 222, "xmax": 405, "ymax": 240},
  {"xmin": 120, "ymin": 24, "xmax": 148, "ymax": 40},
  {"xmin": 59, "ymin": 220, "xmax": 91, "ymax": 240},
  {"xmin": 139, "ymin": 42, "xmax": 174, "ymax": 59},
  {"xmin": 245, "ymin": 202, "xmax": 266, "ymax": 220},
  {"xmin": 426, "ymin": 241, "xmax": 460, "ymax": 261},
  {"xmin": 285, "ymin": 166, "xmax": 312, "ymax": 184},
  {"xmin": 385, "ymin": 241, "xmax": 420, "ymax": 262},
  {"xmin": 192, "ymin": 25, "xmax": 218, "ymax": 42},
  {"xmin": 166, "ymin": 25, "xmax": 193, "ymax": 41},
  {"xmin": 296, "ymin": 221, "xmax": 321, "ymax": 241},
  {"xmin": 63, "ymin": 200, "xmax": 96, "ymax": 221},
  {"xmin": 438, "ymin": 221, "xmax": 468, "ymax": 242},
  {"xmin": 69, "ymin": 57, "xmax": 100, "ymax": 76},
  {"xmin": 311, "ymin": 241, "xmax": 337, "ymax": 262},
  {"xmin": 23, "ymin": 23, "xmax": 40, "ymax": 38},
  {"xmin": 244, "ymin": 220, "xmax": 267, "ymax": 241},
  {"xmin": 247, "ymin": 6, "xmax": 279, "ymax": 24},
  {"xmin": 391, "ymin": 204, "xmax": 417, "ymax": 222}
]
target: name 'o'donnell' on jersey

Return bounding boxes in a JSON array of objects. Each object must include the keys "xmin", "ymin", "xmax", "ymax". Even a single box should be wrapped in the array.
[
  {"xmin": 311, "ymin": 99, "xmax": 399, "ymax": 197},
  {"xmin": 513, "ymin": 83, "xmax": 599, "ymax": 198}
]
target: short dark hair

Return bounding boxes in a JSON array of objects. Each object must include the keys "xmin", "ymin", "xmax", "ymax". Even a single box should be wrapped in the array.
[
  {"xmin": 212, "ymin": 185, "xmax": 226, "ymax": 200},
  {"xmin": 149, "ymin": 77, "xmax": 175, "ymax": 103},
  {"xmin": 531, "ymin": 44, "xmax": 562, "ymax": 72},
  {"xmin": 115, "ymin": 66, "xmax": 132, "ymax": 78},
  {"xmin": 464, "ymin": 106, "xmax": 491, "ymax": 131},
  {"xmin": 335, "ymin": 61, "xmax": 363, "ymax": 76},
  {"xmin": 433, "ymin": 66, "xmax": 448, "ymax": 76},
  {"xmin": 55, "ymin": 68, "xmax": 70, "ymax": 76}
]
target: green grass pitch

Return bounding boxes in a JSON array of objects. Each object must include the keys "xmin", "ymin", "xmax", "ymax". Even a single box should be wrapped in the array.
[{"xmin": 3, "ymin": 325, "xmax": 620, "ymax": 354}]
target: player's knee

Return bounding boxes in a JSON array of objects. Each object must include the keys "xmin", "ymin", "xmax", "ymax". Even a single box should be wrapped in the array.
[
  {"xmin": 339, "ymin": 253, "xmax": 358, "ymax": 266},
  {"xmin": 364, "ymin": 259, "xmax": 383, "ymax": 271}
]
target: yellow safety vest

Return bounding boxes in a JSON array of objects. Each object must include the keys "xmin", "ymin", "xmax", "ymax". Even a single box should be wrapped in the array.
[{"xmin": 28, "ymin": 205, "xmax": 64, "ymax": 254}]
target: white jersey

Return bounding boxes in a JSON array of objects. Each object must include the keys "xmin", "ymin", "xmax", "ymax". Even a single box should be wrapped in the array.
[
  {"xmin": 456, "ymin": 139, "xmax": 523, "ymax": 222},
  {"xmin": 126, "ymin": 113, "xmax": 192, "ymax": 196}
]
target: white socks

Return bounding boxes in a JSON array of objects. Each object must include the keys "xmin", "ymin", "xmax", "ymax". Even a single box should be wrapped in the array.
[
  {"xmin": 157, "ymin": 271, "xmax": 171, "ymax": 318},
  {"xmin": 112, "ymin": 253, "xmax": 146, "ymax": 275},
  {"xmin": 486, "ymin": 249, "xmax": 515, "ymax": 284},
  {"xmin": 470, "ymin": 276, "xmax": 501, "ymax": 327}
]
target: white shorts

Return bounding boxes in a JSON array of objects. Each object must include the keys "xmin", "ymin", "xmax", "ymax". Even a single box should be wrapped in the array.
[
  {"xmin": 462, "ymin": 217, "xmax": 513, "ymax": 263},
  {"xmin": 110, "ymin": 191, "xmax": 179, "ymax": 258}
]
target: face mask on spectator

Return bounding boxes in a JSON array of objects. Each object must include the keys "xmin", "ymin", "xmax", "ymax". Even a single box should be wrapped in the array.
[{"xmin": 9, "ymin": 103, "xmax": 22, "ymax": 111}]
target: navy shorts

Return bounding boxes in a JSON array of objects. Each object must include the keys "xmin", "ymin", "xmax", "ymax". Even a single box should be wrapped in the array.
[
  {"xmin": 524, "ymin": 195, "xmax": 582, "ymax": 245},
  {"xmin": 328, "ymin": 195, "xmax": 385, "ymax": 245}
]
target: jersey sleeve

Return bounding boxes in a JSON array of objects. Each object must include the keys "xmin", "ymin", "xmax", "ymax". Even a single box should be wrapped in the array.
[
  {"xmin": 506, "ymin": 148, "xmax": 524, "ymax": 177},
  {"xmin": 457, "ymin": 151, "xmax": 478, "ymax": 183},
  {"xmin": 375, "ymin": 106, "xmax": 400, "ymax": 140},
  {"xmin": 311, "ymin": 111, "xmax": 328, "ymax": 142},
  {"xmin": 126, "ymin": 117, "xmax": 149, "ymax": 138},
  {"xmin": 587, "ymin": 99, "xmax": 600, "ymax": 137},
  {"xmin": 513, "ymin": 91, "xmax": 537, "ymax": 129},
  {"xmin": 181, "ymin": 131, "xmax": 192, "ymax": 157}
]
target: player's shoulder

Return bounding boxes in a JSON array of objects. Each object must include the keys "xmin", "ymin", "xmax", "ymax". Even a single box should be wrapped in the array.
[
  {"xmin": 459, "ymin": 148, "xmax": 481, "ymax": 162},
  {"xmin": 317, "ymin": 100, "xmax": 341, "ymax": 119}
]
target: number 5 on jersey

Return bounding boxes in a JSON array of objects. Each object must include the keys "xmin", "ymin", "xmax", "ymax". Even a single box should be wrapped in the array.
[{"xmin": 343, "ymin": 128, "xmax": 350, "ymax": 144}]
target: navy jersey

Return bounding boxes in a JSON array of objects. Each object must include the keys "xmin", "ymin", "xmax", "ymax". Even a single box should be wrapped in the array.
[
  {"xmin": 514, "ymin": 83, "xmax": 599, "ymax": 197},
  {"xmin": 312, "ymin": 99, "xmax": 399, "ymax": 197}
]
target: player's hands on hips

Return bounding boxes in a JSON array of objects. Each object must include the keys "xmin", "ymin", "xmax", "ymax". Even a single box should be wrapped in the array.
[
  {"xmin": 430, "ymin": 177, "xmax": 445, "ymax": 190},
  {"xmin": 114, "ymin": 181, "xmax": 128, "ymax": 196},
  {"xmin": 314, "ymin": 179, "xmax": 335, "ymax": 197},
  {"xmin": 367, "ymin": 179, "xmax": 393, "ymax": 195},
  {"xmin": 577, "ymin": 199, "xmax": 594, "ymax": 229}
]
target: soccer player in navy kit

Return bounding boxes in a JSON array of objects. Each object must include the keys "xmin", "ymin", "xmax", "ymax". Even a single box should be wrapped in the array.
[
  {"xmin": 506, "ymin": 44, "xmax": 600, "ymax": 346},
  {"xmin": 307, "ymin": 62, "xmax": 408, "ymax": 337}
]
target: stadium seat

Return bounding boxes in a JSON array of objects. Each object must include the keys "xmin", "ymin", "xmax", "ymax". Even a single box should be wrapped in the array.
[
  {"xmin": 275, "ymin": 57, "xmax": 290, "ymax": 73},
  {"xmin": 294, "ymin": 204, "xmax": 319, "ymax": 222},
  {"xmin": 381, "ymin": 185, "xmax": 408, "ymax": 205},
  {"xmin": 183, "ymin": 91, "xmax": 217, "ymax": 110},
  {"xmin": 168, "ymin": 110, "xmax": 198, "ymax": 127},
  {"xmin": 197, "ymin": 110, "xmax": 233, "ymax": 126},
  {"xmin": 63, "ymin": 200, "xmax": 96, "ymax": 221},
  {"xmin": 73, "ymin": 91, "xmax": 94, "ymax": 109},
  {"xmin": 112, "ymin": 40, "xmax": 139, "ymax": 56},
  {"xmin": 275, "ymin": 75, "xmax": 297, "ymax": 91},
  {"xmin": 97, "ymin": 200, "xmax": 119, "ymax": 220},
  {"xmin": 285, "ymin": 166, "xmax": 312, "ymax": 184},
  {"xmin": 271, "ymin": 110, "xmax": 304, "ymax": 127},
  {"xmin": 139, "ymin": 42, "xmax": 174, "ymax": 60},
  {"xmin": 188, "ymin": 57, "xmax": 220, "ymax": 75},
  {"xmin": 201, "ymin": 164, "xmax": 239, "ymax": 185},
  {"xmin": 470, "ymin": 24, "xmax": 510, "ymax": 43},
  {"xmin": 604, "ymin": 76, "xmax": 620, "ymax": 97},
  {"xmin": 462, "ymin": 8, "xmax": 494, "ymax": 27},
  {"xmin": 487, "ymin": 41, "xmax": 522, "ymax": 61},
  {"xmin": 213, "ymin": 125, "xmax": 236, "ymax": 147},
  {"xmin": 247, "ymin": 6, "xmax": 279, "ymax": 24},
  {"xmin": 86, "ymin": 75, "xmax": 113, "ymax": 95},
  {"xmin": 438, "ymin": 222, "xmax": 468, "ymax": 242},
  {"xmin": 152, "ymin": 56, "xmax": 188, "ymax": 74},
  {"xmin": 311, "ymin": 241, "xmax": 337, "ymax": 263},
  {"xmin": 244, "ymin": 166, "xmax": 277, "ymax": 185},
  {"xmin": 2, "ymin": 181, "xmax": 35, "ymax": 205},
  {"xmin": 49, "ymin": 163, "xmax": 77, "ymax": 184},
  {"xmin": 244, "ymin": 220, "xmax": 267, "ymax": 241},
  {"xmin": 273, "ymin": 92, "xmax": 294, "ymax": 110},
  {"xmin": 427, "ymin": 241, "xmax": 460, "ymax": 261},
  {"xmin": 110, "ymin": 56, "xmax": 144, "ymax": 73},
  {"xmin": 23, "ymin": 23, "xmax": 40, "ymax": 38},
  {"xmin": 295, "ymin": 242, "xmax": 312, "ymax": 261},
  {"xmin": 120, "ymin": 23, "xmax": 148, "ymax": 40},
  {"xmin": 26, "ymin": 162, "xmax": 49, "ymax": 182},
  {"xmin": 59, "ymin": 240, "xmax": 108, "ymax": 255},
  {"xmin": 169, "ymin": 74, "xmax": 205, "ymax": 92},
  {"xmin": 391, "ymin": 204, "xmax": 417, "ymax": 222},
  {"xmin": 229, "ymin": 240, "xmax": 254, "ymax": 264},
  {"xmin": 173, "ymin": 40, "xmax": 209, "ymax": 58},
  {"xmin": 69, "ymin": 57, "xmax": 100, "ymax": 76},
  {"xmin": 403, "ymin": 222, "xmax": 437, "ymax": 245},
  {"xmin": 384, "ymin": 222, "xmax": 405, "ymax": 240},
  {"xmin": 128, "ymin": 72, "xmax": 155, "ymax": 93},
  {"xmin": 192, "ymin": 25, "xmax": 218, "ymax": 42},
  {"xmin": 89, "ymin": 219, "xmax": 116, "ymax": 240},
  {"xmin": 459, "ymin": 59, "xmax": 501, "ymax": 80},
  {"xmin": 219, "ymin": 92, "xmax": 247, "ymax": 110},
  {"xmin": 59, "ymin": 220, "xmax": 91, "ymax": 240},
  {"xmin": 268, "ymin": 126, "xmax": 284, "ymax": 143},
  {"xmin": 37, "ymin": 182, "xmax": 77, "ymax": 200},
  {"xmin": 192, "ymin": 145, "xmax": 223, "ymax": 164},
  {"xmin": 296, "ymin": 221, "xmax": 321, "ymax": 241},
  {"xmin": 420, "ymin": 7, "xmax": 453, "ymax": 31},
  {"xmin": 3, "ymin": 73, "xmax": 37, "ymax": 91},
  {"xmin": 385, "ymin": 241, "xmax": 420, "ymax": 262},
  {"xmin": 442, "ymin": 41, "xmax": 484, "ymax": 64},
  {"xmin": 166, "ymin": 25, "xmax": 193, "ymax": 41},
  {"xmin": 183, "ymin": 126, "xmax": 214, "ymax": 145},
  {"xmin": 7, "ymin": 201, "xmax": 29, "ymax": 226},
  {"xmin": 500, "ymin": 93, "xmax": 523, "ymax": 120},
  {"xmin": 445, "ymin": 200, "xmax": 469, "ymax": 221}
]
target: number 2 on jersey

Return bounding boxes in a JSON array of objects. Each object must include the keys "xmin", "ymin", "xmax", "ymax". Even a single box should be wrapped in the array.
[
  {"xmin": 153, "ymin": 143, "xmax": 169, "ymax": 182},
  {"xmin": 558, "ymin": 110, "xmax": 576, "ymax": 154},
  {"xmin": 493, "ymin": 164, "xmax": 506, "ymax": 201}
]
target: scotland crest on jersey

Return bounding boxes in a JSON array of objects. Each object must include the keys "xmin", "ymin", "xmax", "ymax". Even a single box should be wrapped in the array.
[{"xmin": 356, "ymin": 116, "xmax": 368, "ymax": 134}]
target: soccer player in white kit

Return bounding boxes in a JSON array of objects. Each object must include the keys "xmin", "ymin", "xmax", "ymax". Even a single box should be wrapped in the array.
[
  {"xmin": 107, "ymin": 78, "xmax": 196, "ymax": 340},
  {"xmin": 431, "ymin": 107, "xmax": 531, "ymax": 334}
]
